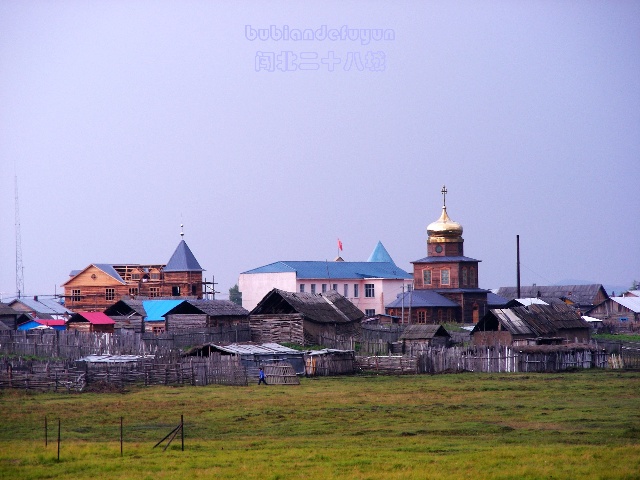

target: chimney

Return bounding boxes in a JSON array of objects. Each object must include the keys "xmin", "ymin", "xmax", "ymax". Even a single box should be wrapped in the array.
[{"xmin": 34, "ymin": 295, "xmax": 38, "ymax": 302}]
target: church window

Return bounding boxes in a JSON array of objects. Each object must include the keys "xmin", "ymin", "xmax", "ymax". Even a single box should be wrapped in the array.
[
  {"xmin": 417, "ymin": 311, "xmax": 426, "ymax": 324},
  {"xmin": 470, "ymin": 268, "xmax": 476, "ymax": 287},
  {"xmin": 191, "ymin": 284, "xmax": 197, "ymax": 295},
  {"xmin": 365, "ymin": 284, "xmax": 375, "ymax": 298},
  {"xmin": 105, "ymin": 288, "xmax": 115, "ymax": 301},
  {"xmin": 462, "ymin": 268, "xmax": 468, "ymax": 286},
  {"xmin": 441, "ymin": 269, "xmax": 450, "ymax": 286},
  {"xmin": 72, "ymin": 289, "xmax": 81, "ymax": 302},
  {"xmin": 423, "ymin": 269, "xmax": 432, "ymax": 285}
]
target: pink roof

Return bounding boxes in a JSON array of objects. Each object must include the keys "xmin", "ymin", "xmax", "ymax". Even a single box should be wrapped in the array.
[
  {"xmin": 35, "ymin": 319, "xmax": 66, "ymax": 327},
  {"xmin": 73, "ymin": 312, "xmax": 115, "ymax": 325}
]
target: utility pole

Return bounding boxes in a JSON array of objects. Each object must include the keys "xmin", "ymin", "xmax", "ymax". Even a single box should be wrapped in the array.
[{"xmin": 15, "ymin": 175, "xmax": 25, "ymax": 298}]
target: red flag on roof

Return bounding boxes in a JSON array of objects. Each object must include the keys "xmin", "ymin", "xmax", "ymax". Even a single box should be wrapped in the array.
[{"xmin": 338, "ymin": 238, "xmax": 343, "ymax": 251}]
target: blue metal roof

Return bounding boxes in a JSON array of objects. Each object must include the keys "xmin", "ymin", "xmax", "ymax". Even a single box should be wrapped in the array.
[
  {"xmin": 386, "ymin": 290, "xmax": 460, "ymax": 309},
  {"xmin": 412, "ymin": 256, "xmax": 481, "ymax": 263},
  {"xmin": 142, "ymin": 300, "xmax": 185, "ymax": 321},
  {"xmin": 164, "ymin": 240, "xmax": 204, "ymax": 272},
  {"xmin": 367, "ymin": 241, "xmax": 395, "ymax": 264},
  {"xmin": 242, "ymin": 261, "xmax": 411, "ymax": 280}
]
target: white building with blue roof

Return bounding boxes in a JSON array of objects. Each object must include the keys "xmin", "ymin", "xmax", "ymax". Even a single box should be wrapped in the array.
[{"xmin": 238, "ymin": 241, "xmax": 412, "ymax": 314}]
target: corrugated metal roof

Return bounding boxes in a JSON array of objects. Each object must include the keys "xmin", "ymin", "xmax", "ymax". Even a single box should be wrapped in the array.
[
  {"xmin": 10, "ymin": 297, "xmax": 72, "ymax": 315},
  {"xmin": 386, "ymin": 289, "xmax": 459, "ymax": 309},
  {"xmin": 242, "ymin": 261, "xmax": 411, "ymax": 279},
  {"xmin": 514, "ymin": 298, "xmax": 549, "ymax": 306},
  {"xmin": 208, "ymin": 343, "xmax": 300, "ymax": 355},
  {"xmin": 70, "ymin": 312, "xmax": 115, "ymax": 325},
  {"xmin": 367, "ymin": 241, "xmax": 395, "ymax": 263},
  {"xmin": 610, "ymin": 297, "xmax": 640, "ymax": 313},
  {"xmin": 493, "ymin": 308, "xmax": 535, "ymax": 335},
  {"xmin": 164, "ymin": 240, "xmax": 204, "ymax": 272},
  {"xmin": 142, "ymin": 300, "xmax": 185, "ymax": 321}
]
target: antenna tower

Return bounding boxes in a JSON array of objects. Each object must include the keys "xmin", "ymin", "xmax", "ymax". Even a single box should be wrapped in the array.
[{"xmin": 15, "ymin": 175, "xmax": 25, "ymax": 298}]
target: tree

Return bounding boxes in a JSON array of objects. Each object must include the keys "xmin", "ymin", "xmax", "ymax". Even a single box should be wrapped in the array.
[{"xmin": 229, "ymin": 284, "xmax": 242, "ymax": 306}]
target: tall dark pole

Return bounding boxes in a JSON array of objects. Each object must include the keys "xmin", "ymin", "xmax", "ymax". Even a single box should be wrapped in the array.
[{"xmin": 517, "ymin": 235, "xmax": 521, "ymax": 299}]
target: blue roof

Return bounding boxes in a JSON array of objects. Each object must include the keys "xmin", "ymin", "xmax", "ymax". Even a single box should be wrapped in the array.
[
  {"xmin": 164, "ymin": 240, "xmax": 204, "ymax": 272},
  {"xmin": 142, "ymin": 300, "xmax": 185, "ymax": 321},
  {"xmin": 412, "ymin": 256, "xmax": 481, "ymax": 263},
  {"xmin": 242, "ymin": 261, "xmax": 411, "ymax": 280},
  {"xmin": 386, "ymin": 290, "xmax": 460, "ymax": 309},
  {"xmin": 367, "ymin": 241, "xmax": 395, "ymax": 263}
]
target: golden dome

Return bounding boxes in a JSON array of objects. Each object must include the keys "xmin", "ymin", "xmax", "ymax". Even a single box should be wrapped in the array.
[{"xmin": 427, "ymin": 206, "xmax": 463, "ymax": 238}]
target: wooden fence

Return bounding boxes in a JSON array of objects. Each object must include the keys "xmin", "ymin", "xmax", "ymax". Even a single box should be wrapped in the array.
[
  {"xmin": 357, "ymin": 346, "xmax": 610, "ymax": 374},
  {"xmin": 0, "ymin": 327, "xmax": 250, "ymax": 360},
  {"xmin": 0, "ymin": 354, "xmax": 248, "ymax": 392}
]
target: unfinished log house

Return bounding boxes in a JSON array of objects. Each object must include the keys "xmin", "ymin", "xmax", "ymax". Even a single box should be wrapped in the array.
[{"xmin": 62, "ymin": 237, "xmax": 205, "ymax": 312}]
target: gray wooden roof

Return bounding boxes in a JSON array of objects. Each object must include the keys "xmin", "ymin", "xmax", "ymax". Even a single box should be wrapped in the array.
[
  {"xmin": 251, "ymin": 289, "xmax": 364, "ymax": 324},
  {"xmin": 496, "ymin": 285, "xmax": 607, "ymax": 307},
  {"xmin": 400, "ymin": 324, "xmax": 450, "ymax": 340}
]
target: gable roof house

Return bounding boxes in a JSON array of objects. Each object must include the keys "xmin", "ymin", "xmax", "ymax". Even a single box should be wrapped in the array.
[
  {"xmin": 8, "ymin": 296, "xmax": 72, "ymax": 320},
  {"xmin": 103, "ymin": 298, "xmax": 147, "ymax": 332},
  {"xmin": 62, "ymin": 237, "xmax": 205, "ymax": 312},
  {"xmin": 0, "ymin": 302, "xmax": 31, "ymax": 330},
  {"xmin": 399, "ymin": 324, "xmax": 451, "ymax": 352},
  {"xmin": 249, "ymin": 288, "xmax": 365, "ymax": 346},
  {"xmin": 495, "ymin": 284, "xmax": 609, "ymax": 313},
  {"xmin": 585, "ymin": 296, "xmax": 640, "ymax": 332},
  {"xmin": 471, "ymin": 303, "xmax": 590, "ymax": 347},
  {"xmin": 67, "ymin": 312, "xmax": 115, "ymax": 333},
  {"xmin": 164, "ymin": 299, "xmax": 250, "ymax": 330},
  {"xmin": 238, "ymin": 241, "xmax": 412, "ymax": 317}
]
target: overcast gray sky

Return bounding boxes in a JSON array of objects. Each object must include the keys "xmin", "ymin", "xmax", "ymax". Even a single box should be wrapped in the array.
[{"xmin": 1, "ymin": 1, "xmax": 638, "ymax": 301}]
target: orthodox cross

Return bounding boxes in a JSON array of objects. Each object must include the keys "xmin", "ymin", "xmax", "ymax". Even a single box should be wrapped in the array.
[{"xmin": 441, "ymin": 185, "xmax": 448, "ymax": 207}]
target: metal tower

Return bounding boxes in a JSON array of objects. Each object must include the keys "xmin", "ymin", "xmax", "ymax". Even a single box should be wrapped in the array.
[{"xmin": 15, "ymin": 175, "xmax": 24, "ymax": 298}]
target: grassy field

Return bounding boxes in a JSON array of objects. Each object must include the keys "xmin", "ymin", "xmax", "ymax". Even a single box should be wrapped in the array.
[{"xmin": 1, "ymin": 370, "xmax": 639, "ymax": 479}]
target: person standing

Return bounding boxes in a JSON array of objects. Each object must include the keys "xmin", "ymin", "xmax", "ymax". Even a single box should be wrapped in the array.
[{"xmin": 258, "ymin": 367, "xmax": 267, "ymax": 385}]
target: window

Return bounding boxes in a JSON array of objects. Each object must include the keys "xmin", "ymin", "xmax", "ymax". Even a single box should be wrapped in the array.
[
  {"xmin": 365, "ymin": 284, "xmax": 375, "ymax": 298},
  {"xmin": 105, "ymin": 288, "xmax": 115, "ymax": 301},
  {"xmin": 441, "ymin": 269, "xmax": 450, "ymax": 286},
  {"xmin": 129, "ymin": 287, "xmax": 138, "ymax": 296},
  {"xmin": 172, "ymin": 286, "xmax": 181, "ymax": 296},
  {"xmin": 417, "ymin": 311, "xmax": 426, "ymax": 324},
  {"xmin": 364, "ymin": 309, "xmax": 375, "ymax": 317},
  {"xmin": 191, "ymin": 284, "xmax": 197, "ymax": 296},
  {"xmin": 150, "ymin": 287, "xmax": 160, "ymax": 297},
  {"xmin": 322, "ymin": 284, "xmax": 327, "ymax": 293},
  {"xmin": 299, "ymin": 284, "xmax": 305, "ymax": 293},
  {"xmin": 343, "ymin": 284, "xmax": 348, "ymax": 297},
  {"xmin": 132, "ymin": 273, "xmax": 140, "ymax": 280},
  {"xmin": 72, "ymin": 289, "xmax": 81, "ymax": 302},
  {"xmin": 311, "ymin": 284, "xmax": 316, "ymax": 294},
  {"xmin": 353, "ymin": 284, "xmax": 359, "ymax": 298},
  {"xmin": 152, "ymin": 325, "xmax": 165, "ymax": 334},
  {"xmin": 151, "ymin": 273, "xmax": 160, "ymax": 280},
  {"xmin": 332, "ymin": 284, "xmax": 338, "ymax": 292},
  {"xmin": 470, "ymin": 268, "xmax": 476, "ymax": 287},
  {"xmin": 462, "ymin": 268, "xmax": 468, "ymax": 286},
  {"xmin": 423, "ymin": 269, "xmax": 432, "ymax": 285}
]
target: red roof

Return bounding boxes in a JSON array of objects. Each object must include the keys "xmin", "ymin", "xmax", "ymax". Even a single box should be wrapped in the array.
[
  {"xmin": 35, "ymin": 319, "xmax": 66, "ymax": 327},
  {"xmin": 71, "ymin": 312, "xmax": 115, "ymax": 325}
]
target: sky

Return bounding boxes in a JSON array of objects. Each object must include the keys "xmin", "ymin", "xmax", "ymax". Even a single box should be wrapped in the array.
[{"xmin": 1, "ymin": 1, "xmax": 639, "ymax": 302}]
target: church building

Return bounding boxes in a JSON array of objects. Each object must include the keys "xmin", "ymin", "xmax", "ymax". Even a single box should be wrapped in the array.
[
  {"xmin": 61, "ymin": 233, "xmax": 205, "ymax": 312},
  {"xmin": 386, "ymin": 186, "xmax": 489, "ymax": 324}
]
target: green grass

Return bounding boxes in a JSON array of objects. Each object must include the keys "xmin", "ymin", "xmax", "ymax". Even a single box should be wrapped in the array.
[
  {"xmin": 593, "ymin": 333, "xmax": 640, "ymax": 343},
  {"xmin": 1, "ymin": 371, "xmax": 639, "ymax": 479}
]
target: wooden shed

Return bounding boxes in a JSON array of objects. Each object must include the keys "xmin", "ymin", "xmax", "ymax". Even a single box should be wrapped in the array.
[
  {"xmin": 472, "ymin": 303, "xmax": 590, "ymax": 347},
  {"xmin": 103, "ymin": 298, "xmax": 146, "ymax": 332},
  {"xmin": 249, "ymin": 289, "xmax": 364, "ymax": 346},
  {"xmin": 400, "ymin": 324, "xmax": 451, "ymax": 352},
  {"xmin": 164, "ymin": 299, "xmax": 250, "ymax": 330},
  {"xmin": 67, "ymin": 312, "xmax": 115, "ymax": 333}
]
